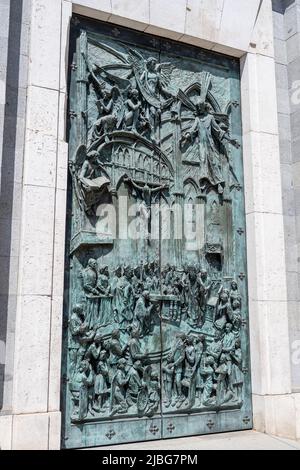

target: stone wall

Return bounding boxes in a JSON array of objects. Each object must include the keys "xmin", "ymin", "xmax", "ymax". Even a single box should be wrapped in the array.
[
  {"xmin": 0, "ymin": 0, "xmax": 31, "ymax": 430},
  {"xmin": 273, "ymin": 0, "xmax": 300, "ymax": 391}
]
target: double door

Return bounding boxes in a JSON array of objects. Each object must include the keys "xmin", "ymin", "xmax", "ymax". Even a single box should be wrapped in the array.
[{"xmin": 62, "ymin": 15, "xmax": 252, "ymax": 449}]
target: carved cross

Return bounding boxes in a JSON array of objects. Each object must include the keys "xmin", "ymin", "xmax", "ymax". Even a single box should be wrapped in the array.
[
  {"xmin": 207, "ymin": 419, "xmax": 215, "ymax": 430},
  {"xmin": 167, "ymin": 423, "xmax": 175, "ymax": 434},
  {"xmin": 112, "ymin": 28, "xmax": 120, "ymax": 37},
  {"xmin": 62, "ymin": 374, "xmax": 69, "ymax": 384},
  {"xmin": 150, "ymin": 38, "xmax": 160, "ymax": 48},
  {"xmin": 149, "ymin": 424, "xmax": 159, "ymax": 436},
  {"xmin": 106, "ymin": 430, "xmax": 116, "ymax": 440},
  {"xmin": 237, "ymin": 227, "xmax": 244, "ymax": 235},
  {"xmin": 243, "ymin": 416, "xmax": 251, "ymax": 425},
  {"xmin": 69, "ymin": 110, "xmax": 77, "ymax": 119},
  {"xmin": 71, "ymin": 17, "xmax": 80, "ymax": 26}
]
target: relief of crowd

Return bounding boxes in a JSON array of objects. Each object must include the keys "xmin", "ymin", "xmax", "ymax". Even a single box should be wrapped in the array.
[{"xmin": 68, "ymin": 258, "xmax": 244, "ymax": 420}]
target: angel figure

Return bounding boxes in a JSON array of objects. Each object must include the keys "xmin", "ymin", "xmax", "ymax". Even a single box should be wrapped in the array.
[
  {"xmin": 123, "ymin": 88, "xmax": 146, "ymax": 133},
  {"xmin": 138, "ymin": 55, "xmax": 175, "ymax": 140},
  {"xmin": 82, "ymin": 53, "xmax": 127, "ymax": 146},
  {"xmin": 179, "ymin": 72, "xmax": 240, "ymax": 194},
  {"xmin": 88, "ymin": 86, "xmax": 122, "ymax": 145},
  {"xmin": 84, "ymin": 44, "xmax": 175, "ymax": 143}
]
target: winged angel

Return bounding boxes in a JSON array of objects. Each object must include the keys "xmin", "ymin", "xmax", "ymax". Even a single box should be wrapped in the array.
[
  {"xmin": 179, "ymin": 72, "xmax": 240, "ymax": 194},
  {"xmin": 83, "ymin": 43, "xmax": 175, "ymax": 143}
]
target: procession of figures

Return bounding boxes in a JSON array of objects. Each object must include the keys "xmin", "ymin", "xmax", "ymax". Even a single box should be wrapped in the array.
[{"xmin": 66, "ymin": 30, "xmax": 247, "ymax": 426}]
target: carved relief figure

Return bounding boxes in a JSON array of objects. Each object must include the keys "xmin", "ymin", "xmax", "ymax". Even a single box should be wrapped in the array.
[
  {"xmin": 182, "ymin": 336, "xmax": 197, "ymax": 407},
  {"xmin": 134, "ymin": 291, "xmax": 154, "ymax": 337},
  {"xmin": 94, "ymin": 350, "xmax": 110, "ymax": 412},
  {"xmin": 126, "ymin": 360, "xmax": 143, "ymax": 406},
  {"xmin": 138, "ymin": 56, "xmax": 174, "ymax": 141},
  {"xmin": 180, "ymin": 73, "xmax": 240, "ymax": 193},
  {"xmin": 106, "ymin": 329, "xmax": 128, "ymax": 374},
  {"xmin": 169, "ymin": 333, "xmax": 186, "ymax": 407},
  {"xmin": 89, "ymin": 86, "xmax": 122, "ymax": 145},
  {"xmin": 109, "ymin": 358, "xmax": 128, "ymax": 416},
  {"xmin": 70, "ymin": 359, "xmax": 94, "ymax": 421},
  {"xmin": 230, "ymin": 339, "xmax": 244, "ymax": 402},
  {"xmin": 70, "ymin": 146, "xmax": 110, "ymax": 213},
  {"xmin": 80, "ymin": 258, "xmax": 100, "ymax": 328},
  {"xmin": 200, "ymin": 356, "xmax": 215, "ymax": 406},
  {"xmin": 215, "ymin": 286, "xmax": 232, "ymax": 331},
  {"xmin": 215, "ymin": 353, "xmax": 233, "ymax": 405},
  {"xmin": 198, "ymin": 269, "xmax": 212, "ymax": 325},
  {"xmin": 97, "ymin": 265, "xmax": 113, "ymax": 327},
  {"xmin": 69, "ymin": 304, "xmax": 94, "ymax": 378},
  {"xmin": 194, "ymin": 335, "xmax": 205, "ymax": 399},
  {"xmin": 124, "ymin": 88, "xmax": 143, "ymax": 132},
  {"xmin": 186, "ymin": 267, "xmax": 201, "ymax": 327},
  {"xmin": 163, "ymin": 357, "xmax": 174, "ymax": 408},
  {"xmin": 145, "ymin": 370, "xmax": 160, "ymax": 416}
]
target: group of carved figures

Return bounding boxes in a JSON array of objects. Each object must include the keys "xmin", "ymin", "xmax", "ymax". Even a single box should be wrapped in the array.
[
  {"xmin": 79, "ymin": 43, "xmax": 240, "ymax": 196},
  {"xmin": 68, "ymin": 317, "xmax": 160, "ymax": 421},
  {"xmin": 79, "ymin": 258, "xmax": 243, "ymax": 334},
  {"xmin": 163, "ymin": 326, "xmax": 243, "ymax": 411},
  {"xmin": 84, "ymin": 48, "xmax": 180, "ymax": 146},
  {"xmin": 68, "ymin": 301, "xmax": 243, "ymax": 421},
  {"xmin": 68, "ymin": 256, "xmax": 244, "ymax": 420},
  {"xmin": 79, "ymin": 259, "xmax": 159, "ymax": 335},
  {"xmin": 69, "ymin": 305, "xmax": 160, "ymax": 421}
]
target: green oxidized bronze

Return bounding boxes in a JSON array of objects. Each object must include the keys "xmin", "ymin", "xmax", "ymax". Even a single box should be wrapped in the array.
[{"xmin": 62, "ymin": 17, "xmax": 252, "ymax": 449}]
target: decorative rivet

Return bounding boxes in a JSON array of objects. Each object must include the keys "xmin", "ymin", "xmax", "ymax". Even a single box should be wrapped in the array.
[
  {"xmin": 207, "ymin": 419, "xmax": 215, "ymax": 430},
  {"xmin": 237, "ymin": 228, "xmax": 244, "ymax": 235},
  {"xmin": 167, "ymin": 423, "xmax": 175, "ymax": 434},
  {"xmin": 239, "ymin": 273, "xmax": 246, "ymax": 281},
  {"xmin": 106, "ymin": 430, "xmax": 116, "ymax": 440},
  {"xmin": 149, "ymin": 423, "xmax": 159, "ymax": 435},
  {"xmin": 243, "ymin": 416, "xmax": 251, "ymax": 425}
]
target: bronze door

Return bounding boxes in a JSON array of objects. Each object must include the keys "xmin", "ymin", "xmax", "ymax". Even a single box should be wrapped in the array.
[{"xmin": 61, "ymin": 15, "xmax": 252, "ymax": 449}]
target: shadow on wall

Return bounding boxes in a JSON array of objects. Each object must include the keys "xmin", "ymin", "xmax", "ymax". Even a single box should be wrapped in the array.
[
  {"xmin": 272, "ymin": 0, "xmax": 295, "ymax": 14},
  {"xmin": 0, "ymin": 0, "xmax": 23, "ymax": 410}
]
